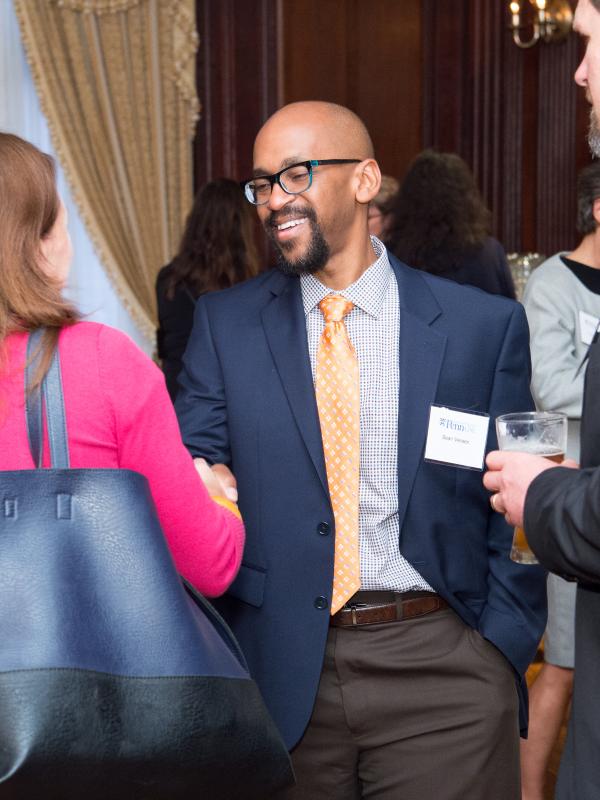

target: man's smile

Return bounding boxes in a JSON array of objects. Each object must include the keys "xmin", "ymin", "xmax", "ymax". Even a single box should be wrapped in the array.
[{"xmin": 276, "ymin": 217, "xmax": 308, "ymax": 231}]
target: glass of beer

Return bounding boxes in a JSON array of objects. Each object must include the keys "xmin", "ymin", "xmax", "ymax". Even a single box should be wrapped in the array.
[{"xmin": 495, "ymin": 411, "xmax": 567, "ymax": 564}]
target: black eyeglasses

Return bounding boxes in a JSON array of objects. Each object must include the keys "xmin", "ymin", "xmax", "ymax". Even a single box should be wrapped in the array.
[{"xmin": 241, "ymin": 159, "xmax": 362, "ymax": 206}]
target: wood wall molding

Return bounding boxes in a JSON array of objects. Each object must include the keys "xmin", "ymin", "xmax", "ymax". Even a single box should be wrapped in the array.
[
  {"xmin": 536, "ymin": 37, "xmax": 586, "ymax": 254},
  {"xmin": 423, "ymin": 0, "xmax": 589, "ymax": 254},
  {"xmin": 193, "ymin": 0, "xmax": 281, "ymax": 189},
  {"xmin": 195, "ymin": 0, "xmax": 589, "ymax": 256},
  {"xmin": 281, "ymin": 0, "xmax": 422, "ymax": 180}
]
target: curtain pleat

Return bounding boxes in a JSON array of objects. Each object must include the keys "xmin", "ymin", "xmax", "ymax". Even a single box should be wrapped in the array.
[{"xmin": 14, "ymin": 0, "xmax": 199, "ymax": 337}]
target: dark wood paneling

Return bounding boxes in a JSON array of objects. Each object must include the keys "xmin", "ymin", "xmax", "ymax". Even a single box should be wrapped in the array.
[
  {"xmin": 351, "ymin": 0, "xmax": 422, "ymax": 178},
  {"xmin": 193, "ymin": 0, "xmax": 281, "ymax": 188},
  {"xmin": 194, "ymin": 0, "xmax": 590, "ymax": 256},
  {"xmin": 424, "ymin": 0, "xmax": 526, "ymax": 248},
  {"xmin": 423, "ymin": 0, "xmax": 590, "ymax": 255},
  {"xmin": 281, "ymin": 0, "xmax": 422, "ymax": 179},
  {"xmin": 537, "ymin": 36, "xmax": 582, "ymax": 254},
  {"xmin": 282, "ymin": 0, "xmax": 350, "ymax": 105},
  {"xmin": 422, "ymin": 0, "xmax": 469, "ymax": 155},
  {"xmin": 502, "ymin": 11, "xmax": 527, "ymax": 251},
  {"xmin": 520, "ymin": 45, "xmax": 540, "ymax": 252}
]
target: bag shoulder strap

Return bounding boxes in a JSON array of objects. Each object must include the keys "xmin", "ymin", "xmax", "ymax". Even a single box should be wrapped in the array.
[
  {"xmin": 25, "ymin": 330, "xmax": 44, "ymax": 467},
  {"xmin": 25, "ymin": 329, "xmax": 70, "ymax": 469}
]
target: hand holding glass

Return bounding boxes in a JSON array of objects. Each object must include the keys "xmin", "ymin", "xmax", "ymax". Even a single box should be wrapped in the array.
[{"xmin": 495, "ymin": 411, "xmax": 567, "ymax": 564}]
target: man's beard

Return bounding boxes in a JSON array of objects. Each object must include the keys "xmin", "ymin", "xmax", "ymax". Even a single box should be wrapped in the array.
[
  {"xmin": 589, "ymin": 108, "xmax": 600, "ymax": 158},
  {"xmin": 265, "ymin": 206, "xmax": 330, "ymax": 276}
]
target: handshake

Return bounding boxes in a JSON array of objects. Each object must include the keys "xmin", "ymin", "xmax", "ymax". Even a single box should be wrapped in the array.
[{"xmin": 194, "ymin": 458, "xmax": 238, "ymax": 503}]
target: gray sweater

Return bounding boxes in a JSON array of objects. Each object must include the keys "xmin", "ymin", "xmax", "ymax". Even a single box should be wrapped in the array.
[{"xmin": 522, "ymin": 252, "xmax": 600, "ymax": 459}]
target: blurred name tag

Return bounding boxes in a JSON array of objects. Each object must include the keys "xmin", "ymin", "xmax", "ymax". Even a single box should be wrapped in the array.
[
  {"xmin": 424, "ymin": 405, "xmax": 490, "ymax": 471},
  {"xmin": 579, "ymin": 310, "xmax": 599, "ymax": 346}
]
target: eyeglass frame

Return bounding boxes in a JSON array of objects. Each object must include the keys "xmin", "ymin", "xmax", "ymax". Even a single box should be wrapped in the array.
[{"xmin": 241, "ymin": 158, "xmax": 362, "ymax": 206}]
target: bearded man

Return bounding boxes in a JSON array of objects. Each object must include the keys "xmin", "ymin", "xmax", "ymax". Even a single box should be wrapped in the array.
[{"xmin": 177, "ymin": 100, "xmax": 546, "ymax": 799}]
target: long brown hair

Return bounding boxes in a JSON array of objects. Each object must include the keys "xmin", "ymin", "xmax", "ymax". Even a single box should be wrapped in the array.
[
  {"xmin": 0, "ymin": 133, "xmax": 78, "ymax": 388},
  {"xmin": 166, "ymin": 178, "xmax": 260, "ymax": 299},
  {"xmin": 385, "ymin": 150, "xmax": 491, "ymax": 276}
]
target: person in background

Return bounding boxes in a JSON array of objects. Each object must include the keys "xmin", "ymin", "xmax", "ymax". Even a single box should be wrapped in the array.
[
  {"xmin": 519, "ymin": 159, "xmax": 600, "ymax": 800},
  {"xmin": 386, "ymin": 149, "xmax": 516, "ymax": 299},
  {"xmin": 0, "ymin": 132, "xmax": 244, "ymax": 599},
  {"xmin": 367, "ymin": 173, "xmax": 398, "ymax": 241},
  {"xmin": 156, "ymin": 178, "xmax": 260, "ymax": 401}
]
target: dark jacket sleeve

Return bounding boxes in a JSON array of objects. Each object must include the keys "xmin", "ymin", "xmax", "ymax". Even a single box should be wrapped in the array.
[
  {"xmin": 525, "ymin": 465, "xmax": 600, "ymax": 585},
  {"xmin": 477, "ymin": 302, "xmax": 547, "ymax": 677},
  {"xmin": 175, "ymin": 295, "xmax": 231, "ymax": 466}
]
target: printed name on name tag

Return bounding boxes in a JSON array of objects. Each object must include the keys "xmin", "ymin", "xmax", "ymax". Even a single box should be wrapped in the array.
[{"xmin": 424, "ymin": 405, "xmax": 490, "ymax": 471}]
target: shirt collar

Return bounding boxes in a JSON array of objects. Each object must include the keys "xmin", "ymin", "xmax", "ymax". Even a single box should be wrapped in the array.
[{"xmin": 300, "ymin": 236, "xmax": 392, "ymax": 318}]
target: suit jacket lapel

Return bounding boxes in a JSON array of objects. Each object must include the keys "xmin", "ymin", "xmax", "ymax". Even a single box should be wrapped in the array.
[
  {"xmin": 390, "ymin": 255, "xmax": 447, "ymax": 531},
  {"xmin": 261, "ymin": 274, "xmax": 329, "ymax": 494},
  {"xmin": 260, "ymin": 258, "xmax": 447, "ymax": 517}
]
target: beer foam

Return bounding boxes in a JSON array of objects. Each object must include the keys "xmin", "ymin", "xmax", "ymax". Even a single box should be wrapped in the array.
[{"xmin": 499, "ymin": 442, "xmax": 563, "ymax": 457}]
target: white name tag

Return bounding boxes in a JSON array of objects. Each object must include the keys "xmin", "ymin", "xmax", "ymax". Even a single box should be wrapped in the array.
[
  {"xmin": 579, "ymin": 310, "xmax": 600, "ymax": 346},
  {"xmin": 424, "ymin": 405, "xmax": 490, "ymax": 471}
]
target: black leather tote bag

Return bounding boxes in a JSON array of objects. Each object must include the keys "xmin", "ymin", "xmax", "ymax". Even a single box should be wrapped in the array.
[{"xmin": 0, "ymin": 330, "xmax": 293, "ymax": 799}]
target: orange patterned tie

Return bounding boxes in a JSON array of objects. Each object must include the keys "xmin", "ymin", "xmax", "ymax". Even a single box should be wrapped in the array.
[{"xmin": 316, "ymin": 293, "xmax": 361, "ymax": 615}]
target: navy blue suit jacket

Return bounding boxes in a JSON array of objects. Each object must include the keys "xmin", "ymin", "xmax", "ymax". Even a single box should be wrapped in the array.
[{"xmin": 176, "ymin": 253, "xmax": 547, "ymax": 749}]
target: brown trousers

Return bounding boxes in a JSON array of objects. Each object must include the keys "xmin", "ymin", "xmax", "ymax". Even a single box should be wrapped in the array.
[{"xmin": 281, "ymin": 608, "xmax": 520, "ymax": 800}]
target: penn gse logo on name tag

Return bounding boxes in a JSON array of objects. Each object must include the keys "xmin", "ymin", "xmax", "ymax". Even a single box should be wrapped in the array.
[{"xmin": 424, "ymin": 405, "xmax": 490, "ymax": 471}]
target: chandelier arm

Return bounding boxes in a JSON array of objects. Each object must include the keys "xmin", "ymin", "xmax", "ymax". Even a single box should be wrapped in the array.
[{"xmin": 512, "ymin": 22, "xmax": 541, "ymax": 49}]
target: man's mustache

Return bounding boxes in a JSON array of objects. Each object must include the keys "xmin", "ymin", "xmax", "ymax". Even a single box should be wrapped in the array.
[{"xmin": 265, "ymin": 206, "xmax": 317, "ymax": 229}]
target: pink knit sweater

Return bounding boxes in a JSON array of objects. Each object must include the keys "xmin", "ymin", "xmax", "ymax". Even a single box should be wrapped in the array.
[{"xmin": 0, "ymin": 322, "xmax": 244, "ymax": 597}]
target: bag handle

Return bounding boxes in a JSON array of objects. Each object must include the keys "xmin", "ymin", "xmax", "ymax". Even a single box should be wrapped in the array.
[
  {"xmin": 25, "ymin": 329, "xmax": 70, "ymax": 469},
  {"xmin": 25, "ymin": 329, "xmax": 44, "ymax": 467}
]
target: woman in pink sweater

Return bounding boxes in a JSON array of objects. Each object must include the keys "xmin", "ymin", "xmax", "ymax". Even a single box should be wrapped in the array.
[{"xmin": 0, "ymin": 132, "xmax": 244, "ymax": 597}]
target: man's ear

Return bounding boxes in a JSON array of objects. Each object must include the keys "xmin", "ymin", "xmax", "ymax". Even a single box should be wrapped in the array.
[
  {"xmin": 593, "ymin": 197, "xmax": 600, "ymax": 226},
  {"xmin": 355, "ymin": 159, "xmax": 382, "ymax": 204}
]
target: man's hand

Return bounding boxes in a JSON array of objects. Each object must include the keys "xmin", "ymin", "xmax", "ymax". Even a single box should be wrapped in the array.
[
  {"xmin": 483, "ymin": 451, "xmax": 577, "ymax": 527},
  {"xmin": 194, "ymin": 458, "xmax": 238, "ymax": 502},
  {"xmin": 210, "ymin": 463, "xmax": 238, "ymax": 502}
]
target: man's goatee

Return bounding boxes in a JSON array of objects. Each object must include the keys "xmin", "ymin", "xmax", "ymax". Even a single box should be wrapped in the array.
[{"xmin": 589, "ymin": 108, "xmax": 600, "ymax": 158}]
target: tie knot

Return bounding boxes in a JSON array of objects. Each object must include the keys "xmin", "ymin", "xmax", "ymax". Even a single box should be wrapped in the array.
[{"xmin": 319, "ymin": 294, "xmax": 354, "ymax": 323}]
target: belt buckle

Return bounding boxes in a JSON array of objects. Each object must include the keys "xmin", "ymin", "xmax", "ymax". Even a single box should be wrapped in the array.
[{"xmin": 348, "ymin": 602, "xmax": 368, "ymax": 626}]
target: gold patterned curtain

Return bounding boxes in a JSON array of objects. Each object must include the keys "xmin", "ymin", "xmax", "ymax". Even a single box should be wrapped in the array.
[{"xmin": 14, "ymin": 0, "xmax": 199, "ymax": 338}]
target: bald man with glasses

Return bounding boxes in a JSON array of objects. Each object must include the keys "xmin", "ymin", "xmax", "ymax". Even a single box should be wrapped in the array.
[{"xmin": 176, "ymin": 101, "xmax": 546, "ymax": 799}]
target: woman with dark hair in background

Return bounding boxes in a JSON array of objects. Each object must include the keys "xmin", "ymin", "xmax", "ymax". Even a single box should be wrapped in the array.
[
  {"xmin": 386, "ymin": 149, "xmax": 516, "ymax": 299},
  {"xmin": 156, "ymin": 179, "xmax": 260, "ymax": 401}
]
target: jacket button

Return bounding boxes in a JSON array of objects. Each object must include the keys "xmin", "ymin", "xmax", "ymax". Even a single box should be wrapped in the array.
[
  {"xmin": 314, "ymin": 596, "xmax": 328, "ymax": 610},
  {"xmin": 317, "ymin": 522, "xmax": 330, "ymax": 536}
]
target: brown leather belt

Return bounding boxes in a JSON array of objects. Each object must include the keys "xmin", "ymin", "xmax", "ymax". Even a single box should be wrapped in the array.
[{"xmin": 330, "ymin": 590, "xmax": 449, "ymax": 628}]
